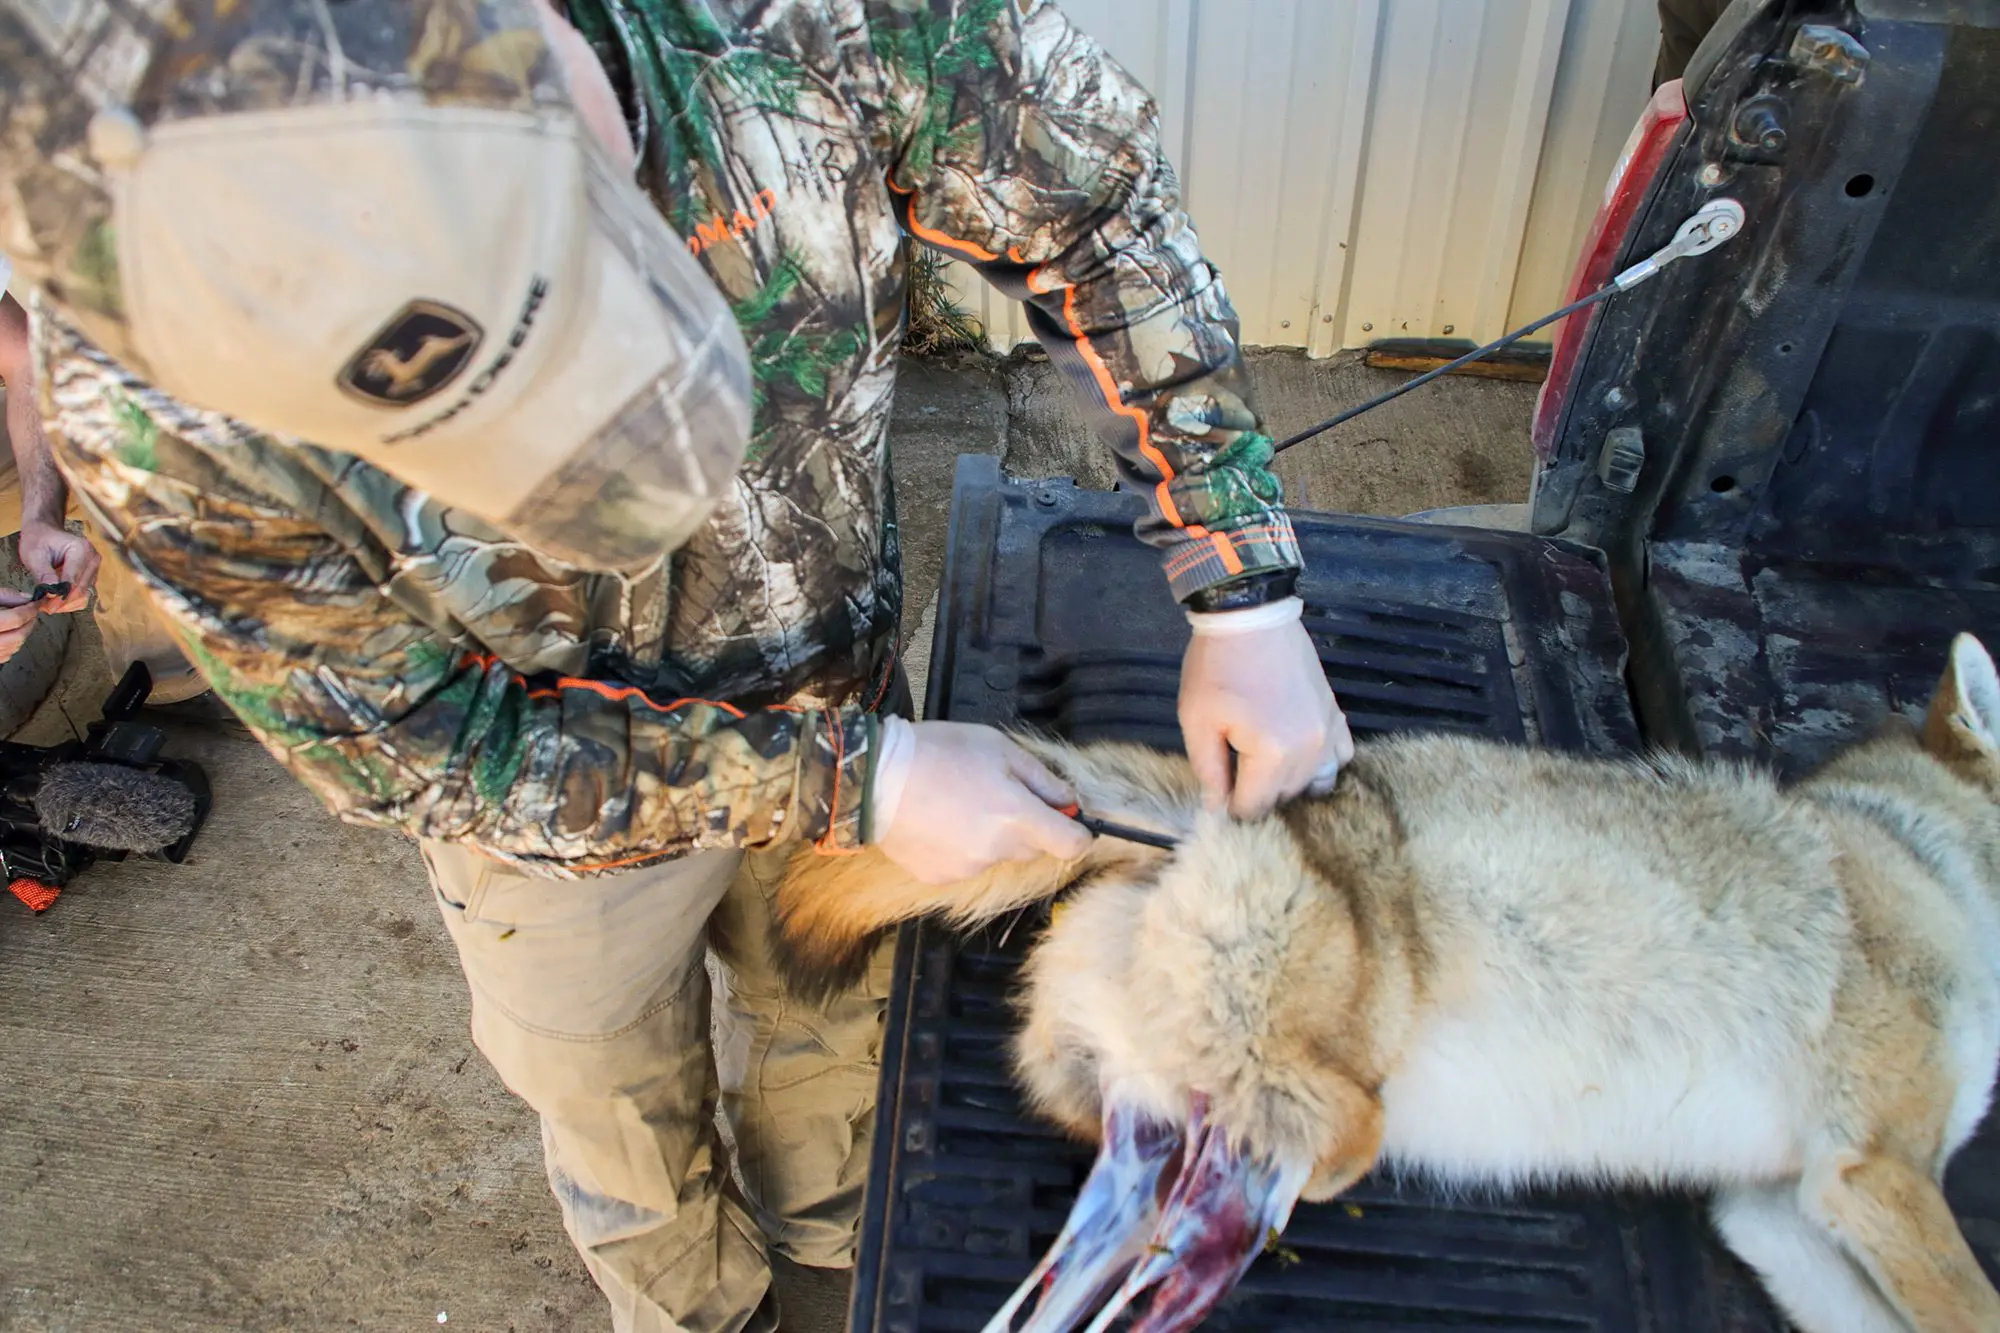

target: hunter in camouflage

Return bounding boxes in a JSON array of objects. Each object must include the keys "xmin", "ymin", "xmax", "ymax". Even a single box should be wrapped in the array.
[
  {"xmin": 3, "ymin": 0, "xmax": 1307, "ymax": 874},
  {"xmin": 0, "ymin": 3, "xmax": 1359, "ymax": 1326}
]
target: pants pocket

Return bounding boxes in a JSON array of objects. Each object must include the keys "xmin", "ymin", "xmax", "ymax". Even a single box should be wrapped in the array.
[{"xmin": 419, "ymin": 839, "xmax": 496, "ymax": 921}]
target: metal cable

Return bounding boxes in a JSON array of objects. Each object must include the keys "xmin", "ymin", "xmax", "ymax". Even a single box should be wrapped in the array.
[{"xmin": 1270, "ymin": 285, "xmax": 1620, "ymax": 457}]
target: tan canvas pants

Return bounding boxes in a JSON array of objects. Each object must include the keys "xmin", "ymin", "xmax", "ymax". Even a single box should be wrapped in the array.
[{"xmin": 422, "ymin": 837, "xmax": 894, "ymax": 1333}]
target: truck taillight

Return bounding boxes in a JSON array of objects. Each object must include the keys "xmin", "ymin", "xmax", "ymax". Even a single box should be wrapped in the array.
[{"xmin": 1532, "ymin": 79, "xmax": 1690, "ymax": 458}]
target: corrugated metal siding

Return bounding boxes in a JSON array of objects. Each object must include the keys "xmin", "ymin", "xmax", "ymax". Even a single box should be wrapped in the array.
[
  {"xmin": 1336, "ymin": 0, "xmax": 1570, "ymax": 350},
  {"xmin": 1508, "ymin": 0, "xmax": 1666, "ymax": 330},
  {"xmin": 939, "ymin": 0, "xmax": 1663, "ymax": 356}
]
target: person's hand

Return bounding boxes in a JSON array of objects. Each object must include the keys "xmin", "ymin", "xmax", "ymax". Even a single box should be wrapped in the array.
[
  {"xmin": 1178, "ymin": 596, "xmax": 1354, "ymax": 818},
  {"xmin": 0, "ymin": 586, "xmax": 53, "ymax": 663},
  {"xmin": 18, "ymin": 520, "xmax": 99, "ymax": 613},
  {"xmin": 0, "ymin": 522, "xmax": 98, "ymax": 663},
  {"xmin": 868, "ymin": 718, "xmax": 1094, "ymax": 885}
]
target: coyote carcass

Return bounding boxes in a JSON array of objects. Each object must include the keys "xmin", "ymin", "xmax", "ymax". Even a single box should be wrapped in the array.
[{"xmin": 776, "ymin": 634, "xmax": 2000, "ymax": 1333}]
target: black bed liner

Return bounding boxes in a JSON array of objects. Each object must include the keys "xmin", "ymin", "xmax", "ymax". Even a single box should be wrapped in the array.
[
  {"xmin": 848, "ymin": 456, "xmax": 1787, "ymax": 1332},
  {"xmin": 1523, "ymin": 0, "xmax": 2000, "ymax": 1289},
  {"xmin": 853, "ymin": 0, "xmax": 2000, "ymax": 1323}
]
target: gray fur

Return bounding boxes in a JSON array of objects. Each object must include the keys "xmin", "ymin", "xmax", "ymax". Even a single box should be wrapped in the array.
[{"xmin": 35, "ymin": 762, "xmax": 198, "ymax": 852}]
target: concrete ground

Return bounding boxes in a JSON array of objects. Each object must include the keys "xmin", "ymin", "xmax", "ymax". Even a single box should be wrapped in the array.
[{"xmin": 0, "ymin": 349, "xmax": 1536, "ymax": 1332}]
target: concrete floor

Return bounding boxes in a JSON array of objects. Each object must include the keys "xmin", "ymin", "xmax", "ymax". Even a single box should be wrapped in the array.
[{"xmin": 0, "ymin": 349, "xmax": 1536, "ymax": 1332}]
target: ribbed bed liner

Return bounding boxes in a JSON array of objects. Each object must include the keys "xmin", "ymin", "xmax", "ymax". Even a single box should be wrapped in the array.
[{"xmin": 850, "ymin": 457, "xmax": 1783, "ymax": 1332}]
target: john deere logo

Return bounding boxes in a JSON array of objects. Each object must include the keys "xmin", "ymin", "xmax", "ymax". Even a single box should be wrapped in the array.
[{"xmin": 338, "ymin": 300, "xmax": 484, "ymax": 408}]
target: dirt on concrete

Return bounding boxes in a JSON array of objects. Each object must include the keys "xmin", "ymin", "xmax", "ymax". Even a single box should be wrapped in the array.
[
  {"xmin": 0, "ymin": 347, "xmax": 1535, "ymax": 1332},
  {"xmin": 1, "ymin": 688, "xmax": 602, "ymax": 1331}
]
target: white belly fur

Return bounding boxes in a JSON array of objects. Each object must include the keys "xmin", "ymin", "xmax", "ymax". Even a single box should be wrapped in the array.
[
  {"xmin": 1362, "ymin": 744, "xmax": 1840, "ymax": 1192},
  {"xmin": 1377, "ymin": 1012, "xmax": 1809, "ymax": 1190}
]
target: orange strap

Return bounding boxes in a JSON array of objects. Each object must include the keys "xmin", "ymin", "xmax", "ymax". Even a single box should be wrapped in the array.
[
  {"xmin": 887, "ymin": 182, "xmax": 1246, "ymax": 578},
  {"xmin": 811, "ymin": 710, "xmax": 866, "ymax": 856},
  {"xmin": 10, "ymin": 878, "xmax": 59, "ymax": 913}
]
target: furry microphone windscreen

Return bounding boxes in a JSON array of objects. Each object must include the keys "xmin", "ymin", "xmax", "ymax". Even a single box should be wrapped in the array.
[{"xmin": 34, "ymin": 762, "xmax": 199, "ymax": 852}]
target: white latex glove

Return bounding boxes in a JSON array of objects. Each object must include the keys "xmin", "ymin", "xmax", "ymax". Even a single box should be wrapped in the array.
[
  {"xmin": 868, "ymin": 717, "xmax": 1094, "ymax": 885},
  {"xmin": 1178, "ymin": 596, "xmax": 1355, "ymax": 818}
]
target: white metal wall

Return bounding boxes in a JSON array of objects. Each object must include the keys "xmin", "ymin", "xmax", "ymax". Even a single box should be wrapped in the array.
[{"xmin": 942, "ymin": 0, "xmax": 1664, "ymax": 356}]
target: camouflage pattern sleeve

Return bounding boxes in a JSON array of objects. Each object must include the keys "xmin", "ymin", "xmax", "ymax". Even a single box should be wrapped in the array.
[
  {"xmin": 39, "ymin": 320, "xmax": 875, "ymax": 874},
  {"xmin": 864, "ymin": 0, "xmax": 1303, "ymax": 605}
]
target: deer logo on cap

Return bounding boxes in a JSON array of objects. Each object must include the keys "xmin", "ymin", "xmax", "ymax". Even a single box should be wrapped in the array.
[{"xmin": 339, "ymin": 301, "xmax": 485, "ymax": 409}]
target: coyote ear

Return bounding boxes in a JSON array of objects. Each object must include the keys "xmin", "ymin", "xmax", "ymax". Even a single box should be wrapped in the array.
[{"xmin": 1924, "ymin": 633, "xmax": 2000, "ymax": 759}]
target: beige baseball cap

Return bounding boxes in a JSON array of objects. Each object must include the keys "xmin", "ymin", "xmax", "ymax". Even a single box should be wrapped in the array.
[{"xmin": 0, "ymin": 0, "xmax": 753, "ymax": 573}]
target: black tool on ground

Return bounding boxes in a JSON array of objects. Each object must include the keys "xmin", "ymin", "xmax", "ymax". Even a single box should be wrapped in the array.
[
  {"xmin": 0, "ymin": 661, "xmax": 210, "ymax": 911},
  {"xmin": 1270, "ymin": 198, "xmax": 1745, "ymax": 458},
  {"xmin": 29, "ymin": 580, "xmax": 70, "ymax": 603}
]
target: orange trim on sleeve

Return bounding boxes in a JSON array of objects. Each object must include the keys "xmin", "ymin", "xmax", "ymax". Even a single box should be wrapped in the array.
[
  {"xmin": 1207, "ymin": 530, "xmax": 1244, "ymax": 576},
  {"xmin": 812, "ymin": 710, "xmax": 865, "ymax": 856},
  {"xmin": 1163, "ymin": 522, "xmax": 1294, "ymax": 579},
  {"xmin": 1040, "ymin": 275, "xmax": 1189, "ymax": 531},
  {"xmin": 888, "ymin": 179, "xmax": 1000, "ymax": 263},
  {"xmin": 451, "ymin": 652, "xmax": 863, "ymax": 867},
  {"xmin": 459, "ymin": 651, "xmax": 749, "ymax": 719},
  {"xmin": 864, "ymin": 643, "xmax": 900, "ymax": 713},
  {"xmin": 526, "ymin": 678, "xmax": 748, "ymax": 718}
]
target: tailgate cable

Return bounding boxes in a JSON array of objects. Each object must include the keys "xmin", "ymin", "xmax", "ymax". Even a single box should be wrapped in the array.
[
  {"xmin": 1066, "ymin": 200, "xmax": 1749, "ymax": 852},
  {"xmin": 1270, "ymin": 198, "xmax": 1747, "ymax": 457},
  {"xmin": 1074, "ymin": 200, "xmax": 1751, "ymax": 853}
]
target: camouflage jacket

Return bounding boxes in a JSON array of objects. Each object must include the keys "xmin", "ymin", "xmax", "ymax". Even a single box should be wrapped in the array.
[{"xmin": 23, "ymin": 0, "xmax": 1300, "ymax": 873}]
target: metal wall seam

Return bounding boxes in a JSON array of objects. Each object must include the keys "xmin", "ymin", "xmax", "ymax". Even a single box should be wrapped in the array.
[{"xmin": 931, "ymin": 0, "xmax": 1661, "ymax": 358}]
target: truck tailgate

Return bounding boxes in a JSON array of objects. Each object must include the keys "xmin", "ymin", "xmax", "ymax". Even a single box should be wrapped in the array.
[{"xmin": 849, "ymin": 457, "xmax": 1786, "ymax": 1332}]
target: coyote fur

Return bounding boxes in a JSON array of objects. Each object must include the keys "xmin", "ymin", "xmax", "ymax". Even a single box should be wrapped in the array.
[{"xmin": 776, "ymin": 633, "xmax": 2000, "ymax": 1333}]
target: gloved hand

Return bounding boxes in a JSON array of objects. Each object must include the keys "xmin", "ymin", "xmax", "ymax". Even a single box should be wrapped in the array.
[
  {"xmin": 1178, "ymin": 596, "xmax": 1354, "ymax": 818},
  {"xmin": 868, "ymin": 717, "xmax": 1094, "ymax": 885}
]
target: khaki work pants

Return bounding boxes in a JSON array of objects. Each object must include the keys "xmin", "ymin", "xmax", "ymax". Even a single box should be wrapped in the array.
[{"xmin": 422, "ymin": 836, "xmax": 894, "ymax": 1333}]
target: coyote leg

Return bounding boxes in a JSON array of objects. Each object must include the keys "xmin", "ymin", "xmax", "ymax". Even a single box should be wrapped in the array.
[
  {"xmin": 1805, "ymin": 1149, "xmax": 2000, "ymax": 1333},
  {"xmin": 1710, "ymin": 1182, "xmax": 1905, "ymax": 1333},
  {"xmin": 1300, "ymin": 1078, "xmax": 1386, "ymax": 1203}
]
